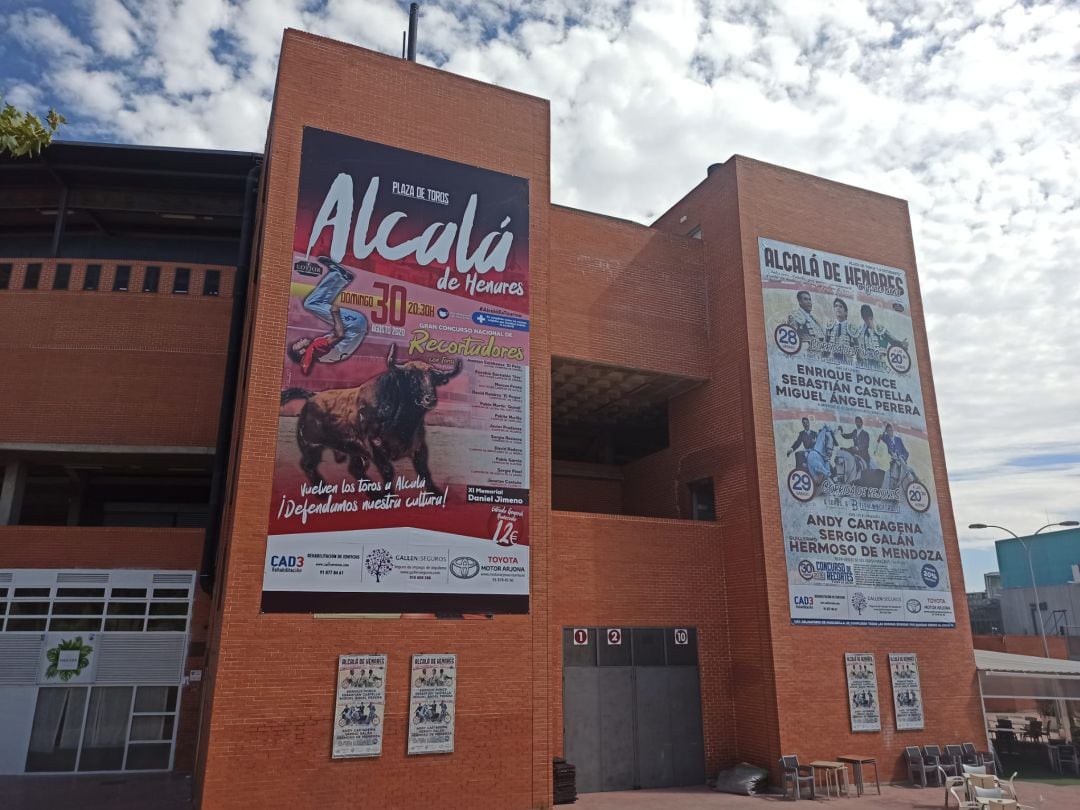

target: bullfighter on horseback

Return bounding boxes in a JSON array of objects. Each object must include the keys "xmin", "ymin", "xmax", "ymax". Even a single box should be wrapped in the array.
[{"xmin": 838, "ymin": 416, "xmax": 871, "ymax": 466}]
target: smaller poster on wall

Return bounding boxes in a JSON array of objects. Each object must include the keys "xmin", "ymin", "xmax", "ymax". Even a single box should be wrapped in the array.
[
  {"xmin": 332, "ymin": 654, "xmax": 387, "ymax": 758},
  {"xmin": 38, "ymin": 632, "xmax": 97, "ymax": 685},
  {"xmin": 407, "ymin": 653, "xmax": 457, "ymax": 755},
  {"xmin": 889, "ymin": 653, "xmax": 925, "ymax": 730},
  {"xmin": 845, "ymin": 652, "xmax": 881, "ymax": 732}
]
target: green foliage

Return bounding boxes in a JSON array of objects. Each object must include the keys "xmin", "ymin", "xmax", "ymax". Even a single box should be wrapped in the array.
[
  {"xmin": 45, "ymin": 636, "xmax": 93, "ymax": 681},
  {"xmin": 0, "ymin": 98, "xmax": 66, "ymax": 157}
]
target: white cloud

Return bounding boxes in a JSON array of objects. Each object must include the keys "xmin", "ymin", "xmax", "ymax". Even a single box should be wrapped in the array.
[
  {"xmin": 6, "ymin": 8, "xmax": 93, "ymax": 60},
  {"xmin": 2, "ymin": 0, "xmax": 1077, "ymax": 589},
  {"xmin": 82, "ymin": 0, "xmax": 139, "ymax": 59}
]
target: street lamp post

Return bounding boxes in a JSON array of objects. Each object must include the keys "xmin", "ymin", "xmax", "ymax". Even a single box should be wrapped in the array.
[{"xmin": 968, "ymin": 521, "xmax": 1080, "ymax": 657}]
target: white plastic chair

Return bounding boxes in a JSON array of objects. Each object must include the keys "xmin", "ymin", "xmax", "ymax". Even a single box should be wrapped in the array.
[
  {"xmin": 973, "ymin": 780, "xmax": 1035, "ymax": 810},
  {"xmin": 939, "ymin": 767, "xmax": 966, "ymax": 809},
  {"xmin": 948, "ymin": 785, "xmax": 978, "ymax": 810}
]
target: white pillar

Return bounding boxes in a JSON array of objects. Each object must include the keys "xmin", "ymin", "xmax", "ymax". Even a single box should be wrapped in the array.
[
  {"xmin": 1057, "ymin": 699, "xmax": 1073, "ymax": 742},
  {"xmin": 0, "ymin": 459, "xmax": 27, "ymax": 525}
]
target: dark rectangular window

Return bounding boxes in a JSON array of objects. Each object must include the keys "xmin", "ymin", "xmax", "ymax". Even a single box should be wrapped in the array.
[
  {"xmin": 152, "ymin": 588, "xmax": 189, "ymax": 599},
  {"xmin": 0, "ymin": 263, "xmax": 11, "ymax": 289},
  {"xmin": 82, "ymin": 264, "xmax": 100, "ymax": 289},
  {"xmin": 110, "ymin": 588, "xmax": 146, "ymax": 598},
  {"xmin": 562, "ymin": 628, "xmax": 597, "ymax": 667},
  {"xmin": 143, "ymin": 266, "xmax": 160, "ymax": 293},
  {"xmin": 13, "ymin": 588, "xmax": 50, "ymax": 598},
  {"xmin": 83, "ymin": 264, "xmax": 101, "ymax": 291},
  {"xmin": 53, "ymin": 264, "xmax": 71, "ymax": 290},
  {"xmin": 113, "ymin": 265, "xmax": 131, "ymax": 292},
  {"xmin": 24, "ymin": 263, "xmax": 41, "ymax": 289},
  {"xmin": 202, "ymin": 269, "xmax": 220, "ymax": 296},
  {"xmin": 665, "ymin": 627, "xmax": 698, "ymax": 665},
  {"xmin": 631, "ymin": 628, "xmax": 666, "ymax": 666},
  {"xmin": 598, "ymin": 627, "xmax": 632, "ymax": 666},
  {"xmin": 172, "ymin": 267, "xmax": 190, "ymax": 294},
  {"xmin": 689, "ymin": 478, "xmax": 715, "ymax": 521}
]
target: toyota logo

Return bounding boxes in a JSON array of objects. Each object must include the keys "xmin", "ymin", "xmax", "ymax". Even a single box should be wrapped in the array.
[{"xmin": 449, "ymin": 556, "xmax": 480, "ymax": 579}]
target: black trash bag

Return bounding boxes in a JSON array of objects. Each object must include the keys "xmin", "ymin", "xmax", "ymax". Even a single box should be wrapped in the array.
[{"xmin": 711, "ymin": 762, "xmax": 769, "ymax": 795}]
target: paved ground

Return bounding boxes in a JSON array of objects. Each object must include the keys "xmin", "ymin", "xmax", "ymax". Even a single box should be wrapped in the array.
[
  {"xmin": 573, "ymin": 782, "xmax": 1080, "ymax": 808},
  {"xmin": 2, "ymin": 774, "xmax": 1077, "ymax": 808},
  {"xmin": 0, "ymin": 772, "xmax": 193, "ymax": 810}
]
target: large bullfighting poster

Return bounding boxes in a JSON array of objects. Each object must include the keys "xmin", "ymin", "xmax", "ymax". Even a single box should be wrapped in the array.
[
  {"xmin": 760, "ymin": 237, "xmax": 955, "ymax": 628},
  {"xmin": 261, "ymin": 128, "xmax": 530, "ymax": 614}
]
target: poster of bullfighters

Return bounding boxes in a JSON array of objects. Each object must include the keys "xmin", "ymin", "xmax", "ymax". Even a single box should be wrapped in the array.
[
  {"xmin": 261, "ymin": 128, "xmax": 530, "ymax": 614},
  {"xmin": 759, "ymin": 237, "xmax": 955, "ymax": 628}
]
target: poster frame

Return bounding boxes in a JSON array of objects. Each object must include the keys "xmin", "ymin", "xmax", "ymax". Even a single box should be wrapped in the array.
[
  {"xmin": 888, "ymin": 652, "xmax": 925, "ymax": 731},
  {"xmin": 332, "ymin": 653, "xmax": 388, "ymax": 758},
  {"xmin": 845, "ymin": 652, "xmax": 881, "ymax": 733},
  {"xmin": 407, "ymin": 653, "xmax": 457, "ymax": 755},
  {"xmin": 260, "ymin": 127, "xmax": 532, "ymax": 616}
]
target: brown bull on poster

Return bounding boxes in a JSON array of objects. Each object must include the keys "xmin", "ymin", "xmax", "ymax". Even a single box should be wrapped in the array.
[{"xmin": 280, "ymin": 344, "xmax": 462, "ymax": 496}]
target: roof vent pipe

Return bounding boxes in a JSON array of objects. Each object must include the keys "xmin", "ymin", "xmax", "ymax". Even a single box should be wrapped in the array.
[{"xmin": 406, "ymin": 3, "xmax": 419, "ymax": 61}]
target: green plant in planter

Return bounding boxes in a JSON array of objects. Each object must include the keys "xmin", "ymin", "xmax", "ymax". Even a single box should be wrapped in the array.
[{"xmin": 45, "ymin": 636, "xmax": 93, "ymax": 681}]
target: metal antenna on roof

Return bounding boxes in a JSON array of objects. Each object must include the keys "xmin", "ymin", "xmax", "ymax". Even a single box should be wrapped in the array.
[{"xmin": 406, "ymin": 3, "xmax": 419, "ymax": 62}]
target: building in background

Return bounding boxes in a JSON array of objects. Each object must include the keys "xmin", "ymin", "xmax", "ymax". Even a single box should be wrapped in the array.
[
  {"xmin": 994, "ymin": 529, "xmax": 1080, "ymax": 647},
  {"xmin": 0, "ymin": 142, "xmax": 258, "ymax": 775},
  {"xmin": 0, "ymin": 29, "xmax": 989, "ymax": 807},
  {"xmin": 968, "ymin": 571, "xmax": 1004, "ymax": 635}
]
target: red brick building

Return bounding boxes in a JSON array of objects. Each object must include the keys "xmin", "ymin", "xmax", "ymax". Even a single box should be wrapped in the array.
[
  {"xmin": 0, "ymin": 29, "xmax": 984, "ymax": 808},
  {"xmin": 0, "ymin": 142, "xmax": 257, "ymax": 776}
]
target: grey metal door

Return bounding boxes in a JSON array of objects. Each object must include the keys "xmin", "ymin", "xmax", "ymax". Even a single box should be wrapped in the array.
[
  {"xmin": 563, "ymin": 627, "xmax": 705, "ymax": 793},
  {"xmin": 669, "ymin": 665, "xmax": 705, "ymax": 785},
  {"xmin": 598, "ymin": 668, "xmax": 635, "ymax": 790},
  {"xmin": 634, "ymin": 666, "xmax": 674, "ymax": 788},
  {"xmin": 563, "ymin": 665, "xmax": 601, "ymax": 792}
]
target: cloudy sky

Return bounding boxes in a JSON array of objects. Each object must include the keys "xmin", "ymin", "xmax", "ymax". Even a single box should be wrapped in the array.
[{"xmin": 2, "ymin": 0, "xmax": 1077, "ymax": 589}]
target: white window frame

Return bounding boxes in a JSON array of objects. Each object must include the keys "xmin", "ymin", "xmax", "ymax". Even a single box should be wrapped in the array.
[
  {"xmin": 28, "ymin": 683, "xmax": 183, "ymax": 774},
  {"xmin": 0, "ymin": 569, "xmax": 193, "ymax": 774},
  {"xmin": 0, "ymin": 570, "xmax": 193, "ymax": 634}
]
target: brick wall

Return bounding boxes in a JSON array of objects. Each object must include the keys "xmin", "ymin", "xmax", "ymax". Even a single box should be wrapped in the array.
[
  {"xmin": 650, "ymin": 160, "xmax": 785, "ymax": 771},
  {"xmin": 549, "ymin": 512, "xmax": 734, "ymax": 770},
  {"xmin": 199, "ymin": 31, "xmax": 552, "ymax": 810},
  {"xmin": 551, "ymin": 475, "xmax": 623, "ymax": 514},
  {"xmin": 549, "ymin": 206, "xmax": 708, "ymax": 377},
  {"xmin": 0, "ymin": 525, "xmax": 203, "ymax": 569},
  {"xmin": 0, "ymin": 259, "xmax": 233, "ymax": 447},
  {"xmin": 973, "ymin": 633, "xmax": 1070, "ymax": 660},
  {"xmin": 654, "ymin": 157, "xmax": 986, "ymax": 779}
]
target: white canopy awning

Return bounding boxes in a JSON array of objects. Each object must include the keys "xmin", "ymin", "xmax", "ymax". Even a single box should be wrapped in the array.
[
  {"xmin": 976, "ymin": 649, "xmax": 1080, "ymax": 700},
  {"xmin": 976, "ymin": 649, "xmax": 1080, "ymax": 677}
]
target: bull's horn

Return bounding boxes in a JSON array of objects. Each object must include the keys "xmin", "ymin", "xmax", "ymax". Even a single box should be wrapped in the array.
[
  {"xmin": 386, "ymin": 343, "xmax": 399, "ymax": 368},
  {"xmin": 434, "ymin": 358, "xmax": 463, "ymax": 381}
]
